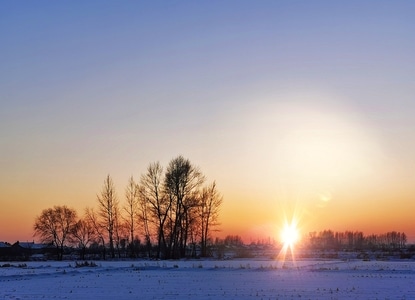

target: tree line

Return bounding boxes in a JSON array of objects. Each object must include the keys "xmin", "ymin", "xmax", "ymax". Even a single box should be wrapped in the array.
[
  {"xmin": 33, "ymin": 156, "xmax": 223, "ymax": 260},
  {"xmin": 308, "ymin": 230, "xmax": 408, "ymax": 250}
]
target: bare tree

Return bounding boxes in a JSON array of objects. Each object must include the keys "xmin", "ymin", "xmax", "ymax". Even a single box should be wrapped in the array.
[
  {"xmin": 400, "ymin": 232, "xmax": 407, "ymax": 249},
  {"xmin": 96, "ymin": 174, "xmax": 119, "ymax": 258},
  {"xmin": 199, "ymin": 181, "xmax": 223, "ymax": 257},
  {"xmin": 308, "ymin": 230, "xmax": 409, "ymax": 251},
  {"xmin": 70, "ymin": 216, "xmax": 95, "ymax": 260},
  {"xmin": 85, "ymin": 207, "xmax": 106, "ymax": 259},
  {"xmin": 164, "ymin": 156, "xmax": 205, "ymax": 258},
  {"xmin": 139, "ymin": 161, "xmax": 169, "ymax": 258},
  {"xmin": 123, "ymin": 176, "xmax": 139, "ymax": 257},
  {"xmin": 137, "ymin": 184, "xmax": 152, "ymax": 257},
  {"xmin": 34, "ymin": 205, "xmax": 77, "ymax": 260},
  {"xmin": 113, "ymin": 207, "xmax": 127, "ymax": 258}
]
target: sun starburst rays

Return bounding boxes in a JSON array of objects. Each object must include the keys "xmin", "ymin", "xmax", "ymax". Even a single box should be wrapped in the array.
[{"xmin": 275, "ymin": 206, "xmax": 304, "ymax": 267}]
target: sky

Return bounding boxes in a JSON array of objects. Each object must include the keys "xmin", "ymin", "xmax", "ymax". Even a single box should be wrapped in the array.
[{"xmin": 1, "ymin": 1, "xmax": 415, "ymax": 243}]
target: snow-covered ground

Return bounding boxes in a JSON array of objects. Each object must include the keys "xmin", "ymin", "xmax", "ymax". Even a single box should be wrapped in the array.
[{"xmin": 1, "ymin": 259, "xmax": 414, "ymax": 299}]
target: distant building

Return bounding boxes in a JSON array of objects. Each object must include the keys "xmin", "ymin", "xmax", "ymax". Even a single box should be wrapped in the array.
[
  {"xmin": 0, "ymin": 242, "xmax": 11, "ymax": 248},
  {"xmin": 0, "ymin": 241, "xmax": 51, "ymax": 261},
  {"xmin": 0, "ymin": 242, "xmax": 12, "ymax": 258},
  {"xmin": 16, "ymin": 241, "xmax": 47, "ymax": 250}
]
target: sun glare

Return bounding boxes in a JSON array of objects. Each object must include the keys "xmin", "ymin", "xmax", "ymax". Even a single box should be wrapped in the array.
[
  {"xmin": 276, "ymin": 216, "xmax": 301, "ymax": 265},
  {"xmin": 281, "ymin": 222, "xmax": 299, "ymax": 248}
]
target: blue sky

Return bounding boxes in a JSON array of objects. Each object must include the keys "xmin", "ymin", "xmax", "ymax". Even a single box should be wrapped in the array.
[{"xmin": 1, "ymin": 1, "xmax": 415, "ymax": 241}]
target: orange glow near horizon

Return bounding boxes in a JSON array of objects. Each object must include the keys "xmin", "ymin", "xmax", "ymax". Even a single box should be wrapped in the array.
[
  {"xmin": 1, "ymin": 192, "xmax": 415, "ymax": 244},
  {"xmin": 1, "ymin": 97, "xmax": 415, "ymax": 245}
]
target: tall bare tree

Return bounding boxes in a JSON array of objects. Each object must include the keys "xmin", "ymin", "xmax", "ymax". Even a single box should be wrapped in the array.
[
  {"xmin": 164, "ymin": 156, "xmax": 205, "ymax": 258},
  {"xmin": 34, "ymin": 205, "xmax": 77, "ymax": 260},
  {"xmin": 137, "ymin": 184, "xmax": 152, "ymax": 257},
  {"xmin": 123, "ymin": 176, "xmax": 139, "ymax": 257},
  {"xmin": 113, "ymin": 205, "xmax": 124, "ymax": 258},
  {"xmin": 139, "ymin": 162, "xmax": 169, "ymax": 258},
  {"xmin": 97, "ymin": 174, "xmax": 119, "ymax": 258},
  {"xmin": 199, "ymin": 181, "xmax": 223, "ymax": 257}
]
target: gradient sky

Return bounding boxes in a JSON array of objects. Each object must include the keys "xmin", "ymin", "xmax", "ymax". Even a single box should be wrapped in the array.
[{"xmin": 1, "ymin": 1, "xmax": 415, "ymax": 243}]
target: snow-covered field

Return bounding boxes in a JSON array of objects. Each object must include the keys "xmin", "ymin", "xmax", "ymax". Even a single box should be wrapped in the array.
[{"xmin": 1, "ymin": 259, "xmax": 414, "ymax": 299}]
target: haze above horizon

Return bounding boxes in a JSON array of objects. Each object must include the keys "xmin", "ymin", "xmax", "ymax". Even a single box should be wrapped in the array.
[{"xmin": 1, "ymin": 1, "xmax": 415, "ymax": 243}]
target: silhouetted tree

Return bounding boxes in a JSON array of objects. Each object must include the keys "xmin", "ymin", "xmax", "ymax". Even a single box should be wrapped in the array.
[
  {"xmin": 137, "ymin": 184, "xmax": 152, "ymax": 257},
  {"xmin": 34, "ymin": 205, "xmax": 77, "ymax": 260},
  {"xmin": 96, "ymin": 174, "xmax": 119, "ymax": 258},
  {"xmin": 199, "ymin": 181, "xmax": 222, "ymax": 257},
  {"xmin": 139, "ymin": 162, "xmax": 169, "ymax": 258},
  {"xmin": 123, "ymin": 176, "xmax": 139, "ymax": 257},
  {"xmin": 224, "ymin": 235, "xmax": 244, "ymax": 246},
  {"xmin": 400, "ymin": 232, "xmax": 407, "ymax": 249},
  {"xmin": 164, "ymin": 156, "xmax": 205, "ymax": 258},
  {"xmin": 85, "ymin": 207, "xmax": 106, "ymax": 259},
  {"xmin": 308, "ymin": 230, "xmax": 408, "ymax": 251},
  {"xmin": 70, "ymin": 216, "xmax": 95, "ymax": 260},
  {"xmin": 113, "ymin": 205, "xmax": 126, "ymax": 258}
]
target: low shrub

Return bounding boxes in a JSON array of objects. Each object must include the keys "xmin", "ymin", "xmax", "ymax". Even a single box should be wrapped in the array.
[{"xmin": 75, "ymin": 261, "xmax": 98, "ymax": 268}]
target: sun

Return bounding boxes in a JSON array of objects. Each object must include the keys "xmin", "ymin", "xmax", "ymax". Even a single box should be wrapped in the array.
[{"xmin": 281, "ymin": 222, "xmax": 299, "ymax": 248}]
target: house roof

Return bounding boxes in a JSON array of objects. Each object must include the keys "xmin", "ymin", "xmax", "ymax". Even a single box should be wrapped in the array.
[
  {"xmin": 0, "ymin": 242, "xmax": 11, "ymax": 248},
  {"xmin": 15, "ymin": 242, "xmax": 46, "ymax": 249}
]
